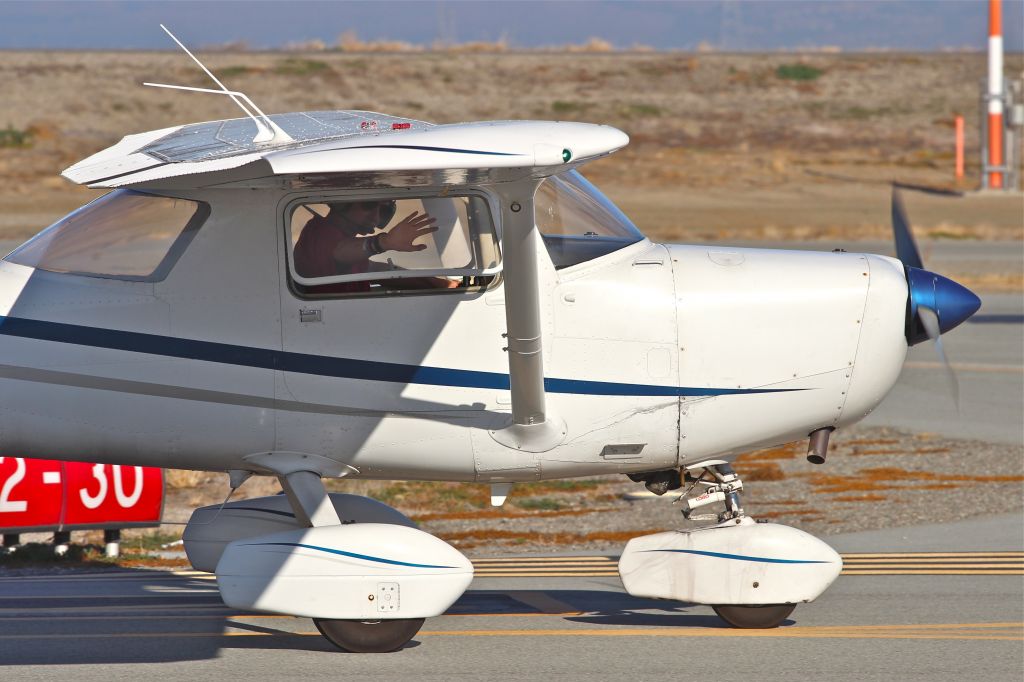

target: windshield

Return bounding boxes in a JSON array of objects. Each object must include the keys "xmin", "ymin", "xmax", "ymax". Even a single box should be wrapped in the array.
[{"xmin": 536, "ymin": 170, "xmax": 644, "ymax": 269}]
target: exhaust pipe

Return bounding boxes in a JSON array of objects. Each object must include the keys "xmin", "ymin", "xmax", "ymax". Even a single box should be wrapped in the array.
[{"xmin": 806, "ymin": 427, "xmax": 835, "ymax": 465}]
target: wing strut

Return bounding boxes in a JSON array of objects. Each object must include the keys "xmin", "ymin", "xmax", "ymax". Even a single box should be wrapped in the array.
[{"xmin": 489, "ymin": 179, "xmax": 566, "ymax": 452}]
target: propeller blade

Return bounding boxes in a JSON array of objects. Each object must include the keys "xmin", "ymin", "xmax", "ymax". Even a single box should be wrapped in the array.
[
  {"xmin": 917, "ymin": 305, "xmax": 960, "ymax": 412},
  {"xmin": 891, "ymin": 187, "xmax": 924, "ymax": 270}
]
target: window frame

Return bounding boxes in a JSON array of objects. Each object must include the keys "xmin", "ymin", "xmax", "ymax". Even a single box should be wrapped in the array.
[
  {"xmin": 3, "ymin": 189, "xmax": 210, "ymax": 283},
  {"xmin": 280, "ymin": 188, "xmax": 503, "ymax": 298}
]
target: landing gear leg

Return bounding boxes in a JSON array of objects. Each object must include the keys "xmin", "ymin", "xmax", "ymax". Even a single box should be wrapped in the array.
[
  {"xmin": 679, "ymin": 463, "xmax": 744, "ymax": 522},
  {"xmin": 679, "ymin": 463, "xmax": 796, "ymax": 629},
  {"xmin": 278, "ymin": 470, "xmax": 341, "ymax": 527},
  {"xmin": 277, "ymin": 470, "xmax": 425, "ymax": 653}
]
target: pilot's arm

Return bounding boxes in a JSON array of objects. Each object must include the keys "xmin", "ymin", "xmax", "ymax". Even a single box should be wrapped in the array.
[
  {"xmin": 334, "ymin": 212, "xmax": 457, "ymax": 288},
  {"xmin": 330, "ymin": 211, "xmax": 435, "ymax": 263}
]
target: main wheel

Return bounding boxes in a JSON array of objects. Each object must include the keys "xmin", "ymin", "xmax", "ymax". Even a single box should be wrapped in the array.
[
  {"xmin": 314, "ymin": 617, "xmax": 425, "ymax": 653},
  {"xmin": 713, "ymin": 604, "xmax": 796, "ymax": 629}
]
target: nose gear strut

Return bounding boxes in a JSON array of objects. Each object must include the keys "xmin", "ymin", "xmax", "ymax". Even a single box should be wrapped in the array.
[{"xmin": 678, "ymin": 464, "xmax": 745, "ymax": 523}]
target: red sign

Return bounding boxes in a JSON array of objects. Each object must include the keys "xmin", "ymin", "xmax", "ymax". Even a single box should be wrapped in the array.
[{"xmin": 0, "ymin": 457, "xmax": 163, "ymax": 533}]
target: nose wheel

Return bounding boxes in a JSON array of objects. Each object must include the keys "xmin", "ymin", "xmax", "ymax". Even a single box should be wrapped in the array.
[{"xmin": 314, "ymin": 617, "xmax": 425, "ymax": 653}]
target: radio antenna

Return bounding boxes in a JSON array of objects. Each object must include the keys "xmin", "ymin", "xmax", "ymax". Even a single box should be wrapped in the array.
[{"xmin": 144, "ymin": 24, "xmax": 292, "ymax": 144}]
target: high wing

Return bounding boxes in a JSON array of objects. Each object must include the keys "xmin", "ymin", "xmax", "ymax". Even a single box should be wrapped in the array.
[{"xmin": 62, "ymin": 111, "xmax": 629, "ymax": 189}]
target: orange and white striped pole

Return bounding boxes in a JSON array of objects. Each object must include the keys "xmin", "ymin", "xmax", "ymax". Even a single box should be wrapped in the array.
[
  {"xmin": 987, "ymin": 0, "xmax": 1004, "ymax": 189},
  {"xmin": 955, "ymin": 115, "xmax": 964, "ymax": 181}
]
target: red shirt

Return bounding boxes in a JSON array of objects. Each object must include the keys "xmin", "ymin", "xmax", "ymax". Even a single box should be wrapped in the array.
[{"xmin": 292, "ymin": 215, "xmax": 371, "ymax": 294}]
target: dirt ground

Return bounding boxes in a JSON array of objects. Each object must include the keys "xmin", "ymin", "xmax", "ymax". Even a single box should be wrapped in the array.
[
  {"xmin": 1, "ymin": 51, "xmax": 1021, "ymax": 249},
  {"xmin": 1, "ymin": 51, "xmax": 1021, "ymax": 560}
]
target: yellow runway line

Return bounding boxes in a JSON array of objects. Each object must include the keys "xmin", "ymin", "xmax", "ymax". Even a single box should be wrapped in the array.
[
  {"xmin": 472, "ymin": 556, "xmax": 615, "ymax": 561},
  {"xmin": 481, "ymin": 570, "xmax": 1017, "ymax": 575},
  {"xmin": 0, "ymin": 622, "xmax": 1018, "ymax": 642},
  {"xmin": 0, "ymin": 611, "xmax": 583, "ymax": 622},
  {"xmin": 2, "ymin": 593, "xmax": 219, "ymax": 600},
  {"xmin": 842, "ymin": 564, "xmax": 1023, "ymax": 568},
  {"xmin": 474, "ymin": 573, "xmax": 619, "ymax": 578},
  {"xmin": 844, "ymin": 557, "xmax": 1024, "ymax": 562},
  {"xmin": 841, "ymin": 564, "xmax": 1023, "ymax": 569},
  {"xmin": 0, "ymin": 632, "xmax": 297, "ymax": 640},
  {"xmin": 841, "ymin": 552, "xmax": 1024, "ymax": 558},
  {"xmin": 473, "ymin": 557, "xmax": 610, "ymax": 561},
  {"xmin": 473, "ymin": 561, "xmax": 610, "ymax": 569},
  {"xmin": 447, "ymin": 612, "xmax": 584, "ymax": 617},
  {"xmin": 474, "ymin": 564, "xmax": 613, "ymax": 568},
  {"xmin": 0, "ymin": 614, "xmax": 292, "ymax": 622},
  {"xmin": 790, "ymin": 622, "xmax": 1021, "ymax": 630},
  {"xmin": 272, "ymin": 625, "xmax": 1024, "ymax": 642},
  {"xmin": 480, "ymin": 569, "xmax": 1023, "ymax": 576},
  {"xmin": 416, "ymin": 622, "xmax": 1024, "ymax": 641},
  {"xmin": 840, "ymin": 570, "xmax": 1024, "ymax": 576}
]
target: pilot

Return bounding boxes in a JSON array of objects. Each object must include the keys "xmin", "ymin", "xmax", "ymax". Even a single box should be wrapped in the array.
[{"xmin": 293, "ymin": 200, "xmax": 457, "ymax": 293}]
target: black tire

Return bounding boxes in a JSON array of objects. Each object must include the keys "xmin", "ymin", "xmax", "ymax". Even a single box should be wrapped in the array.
[
  {"xmin": 712, "ymin": 604, "xmax": 796, "ymax": 629},
  {"xmin": 313, "ymin": 617, "xmax": 425, "ymax": 653}
]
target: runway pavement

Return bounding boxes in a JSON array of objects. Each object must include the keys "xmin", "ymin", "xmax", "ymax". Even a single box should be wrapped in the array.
[
  {"xmin": 862, "ymin": 290, "xmax": 1023, "ymax": 446},
  {"xmin": 1, "ymin": 526, "xmax": 1021, "ymax": 681}
]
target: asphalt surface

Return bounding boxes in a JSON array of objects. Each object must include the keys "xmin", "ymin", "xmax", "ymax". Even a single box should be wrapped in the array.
[
  {"xmin": 862, "ymin": 290, "xmax": 1023, "ymax": 446},
  {"xmin": 1, "ymin": 516, "xmax": 1020, "ymax": 681}
]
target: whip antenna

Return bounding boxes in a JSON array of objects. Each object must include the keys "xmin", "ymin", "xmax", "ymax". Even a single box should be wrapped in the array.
[{"xmin": 144, "ymin": 24, "xmax": 292, "ymax": 144}]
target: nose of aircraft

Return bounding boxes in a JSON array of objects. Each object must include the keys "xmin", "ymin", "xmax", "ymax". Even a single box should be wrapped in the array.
[{"xmin": 905, "ymin": 266, "xmax": 982, "ymax": 345}]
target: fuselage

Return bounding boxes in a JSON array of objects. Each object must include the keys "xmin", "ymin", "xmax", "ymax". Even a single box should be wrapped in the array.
[{"xmin": 0, "ymin": 181, "xmax": 910, "ymax": 482}]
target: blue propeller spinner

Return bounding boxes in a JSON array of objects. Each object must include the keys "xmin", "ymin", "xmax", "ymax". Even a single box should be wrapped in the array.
[{"xmin": 891, "ymin": 188, "xmax": 981, "ymax": 408}]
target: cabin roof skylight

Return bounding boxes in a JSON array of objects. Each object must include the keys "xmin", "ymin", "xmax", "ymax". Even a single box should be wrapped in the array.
[{"xmin": 141, "ymin": 110, "xmax": 433, "ymax": 164}]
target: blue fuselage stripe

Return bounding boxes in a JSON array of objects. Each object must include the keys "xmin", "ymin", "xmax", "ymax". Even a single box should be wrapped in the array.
[
  {"xmin": 343, "ymin": 144, "xmax": 523, "ymax": 157},
  {"xmin": 245, "ymin": 542, "xmax": 457, "ymax": 569},
  {"xmin": 0, "ymin": 315, "xmax": 800, "ymax": 398},
  {"xmin": 642, "ymin": 549, "xmax": 831, "ymax": 564}
]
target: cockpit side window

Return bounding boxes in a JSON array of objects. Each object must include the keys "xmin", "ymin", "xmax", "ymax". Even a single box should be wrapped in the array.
[
  {"xmin": 285, "ymin": 193, "xmax": 499, "ymax": 298},
  {"xmin": 537, "ymin": 170, "xmax": 644, "ymax": 269},
  {"xmin": 4, "ymin": 190, "xmax": 208, "ymax": 282}
]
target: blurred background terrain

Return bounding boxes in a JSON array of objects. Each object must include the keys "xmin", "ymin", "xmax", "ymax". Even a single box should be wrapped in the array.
[
  {"xmin": 0, "ymin": 34, "xmax": 1021, "ymax": 557},
  {"xmin": 2, "ymin": 49, "xmax": 1021, "ymax": 280}
]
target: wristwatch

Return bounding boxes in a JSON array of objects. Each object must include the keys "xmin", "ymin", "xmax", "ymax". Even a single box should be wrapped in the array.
[{"xmin": 362, "ymin": 234, "xmax": 386, "ymax": 256}]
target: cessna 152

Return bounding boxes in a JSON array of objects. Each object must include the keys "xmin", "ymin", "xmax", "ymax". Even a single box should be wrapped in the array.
[{"xmin": 0, "ymin": 30, "xmax": 981, "ymax": 652}]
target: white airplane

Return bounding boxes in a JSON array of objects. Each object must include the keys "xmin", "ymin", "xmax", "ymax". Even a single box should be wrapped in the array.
[{"xmin": 0, "ymin": 30, "xmax": 981, "ymax": 652}]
